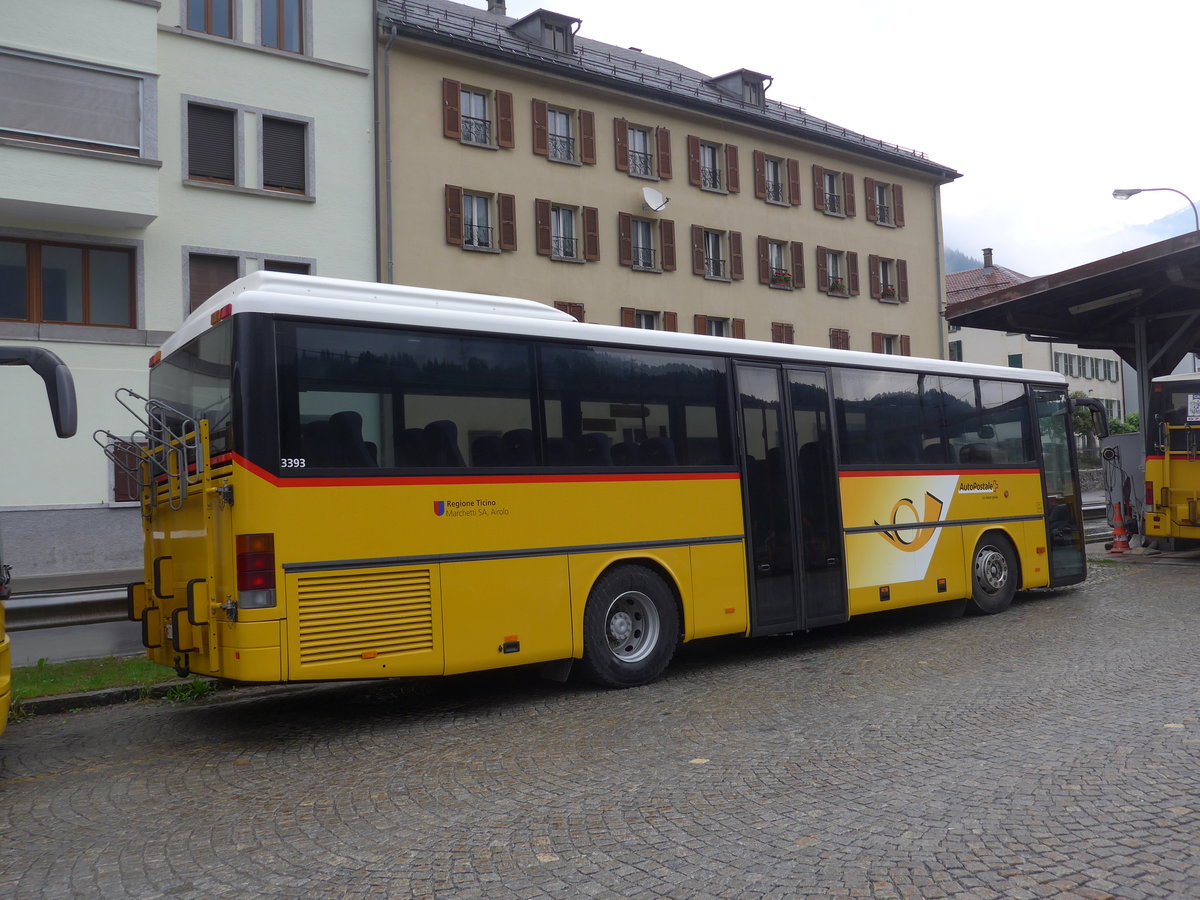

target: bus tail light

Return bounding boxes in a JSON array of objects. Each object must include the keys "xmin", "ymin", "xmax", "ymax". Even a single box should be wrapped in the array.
[
  {"xmin": 1146, "ymin": 481, "xmax": 1155, "ymax": 508},
  {"xmin": 236, "ymin": 533, "xmax": 277, "ymax": 609}
]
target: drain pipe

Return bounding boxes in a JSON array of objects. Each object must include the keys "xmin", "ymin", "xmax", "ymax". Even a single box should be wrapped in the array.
[
  {"xmin": 376, "ymin": 23, "xmax": 398, "ymax": 283},
  {"xmin": 932, "ymin": 185, "xmax": 947, "ymax": 359}
]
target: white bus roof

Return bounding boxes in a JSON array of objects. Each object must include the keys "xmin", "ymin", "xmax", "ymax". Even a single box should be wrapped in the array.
[
  {"xmin": 163, "ymin": 272, "xmax": 1065, "ymax": 384},
  {"xmin": 1152, "ymin": 372, "xmax": 1200, "ymax": 384}
]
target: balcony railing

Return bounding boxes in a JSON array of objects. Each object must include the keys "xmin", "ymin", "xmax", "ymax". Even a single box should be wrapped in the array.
[
  {"xmin": 461, "ymin": 115, "xmax": 491, "ymax": 145},
  {"xmin": 464, "ymin": 224, "xmax": 493, "ymax": 248},
  {"xmin": 876, "ymin": 203, "xmax": 891, "ymax": 224},
  {"xmin": 765, "ymin": 181, "xmax": 784, "ymax": 202},
  {"xmin": 548, "ymin": 134, "xmax": 575, "ymax": 160},
  {"xmin": 704, "ymin": 257, "xmax": 725, "ymax": 278},
  {"xmin": 824, "ymin": 192, "xmax": 842, "ymax": 213},
  {"xmin": 629, "ymin": 150, "xmax": 653, "ymax": 176},
  {"xmin": 701, "ymin": 166, "xmax": 722, "ymax": 190},
  {"xmin": 632, "ymin": 246, "xmax": 656, "ymax": 269},
  {"xmin": 552, "ymin": 235, "xmax": 578, "ymax": 258}
]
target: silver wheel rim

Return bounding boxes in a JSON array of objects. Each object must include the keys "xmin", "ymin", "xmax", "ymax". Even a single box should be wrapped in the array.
[
  {"xmin": 975, "ymin": 545, "xmax": 1009, "ymax": 595},
  {"xmin": 604, "ymin": 589, "xmax": 660, "ymax": 663}
]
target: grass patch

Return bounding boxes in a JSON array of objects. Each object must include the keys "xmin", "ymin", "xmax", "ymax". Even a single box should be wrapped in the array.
[{"xmin": 12, "ymin": 655, "xmax": 176, "ymax": 701}]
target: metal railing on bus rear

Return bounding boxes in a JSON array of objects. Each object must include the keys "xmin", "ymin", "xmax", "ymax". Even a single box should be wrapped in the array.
[{"xmin": 94, "ymin": 388, "xmax": 209, "ymax": 514}]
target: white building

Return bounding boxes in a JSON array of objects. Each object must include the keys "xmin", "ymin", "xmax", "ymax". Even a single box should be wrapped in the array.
[{"xmin": 0, "ymin": 0, "xmax": 376, "ymax": 586}]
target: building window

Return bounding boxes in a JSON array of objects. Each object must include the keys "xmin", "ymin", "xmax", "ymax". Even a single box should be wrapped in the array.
[
  {"xmin": 688, "ymin": 136, "xmax": 739, "ymax": 193},
  {"xmin": 186, "ymin": 0, "xmax": 233, "ymax": 38},
  {"xmin": 742, "ymin": 78, "xmax": 764, "ymax": 106},
  {"xmin": 614, "ymin": 120, "xmax": 671, "ymax": 179},
  {"xmin": 620, "ymin": 308, "xmax": 678, "ymax": 332},
  {"xmin": 187, "ymin": 103, "xmax": 236, "ymax": 183},
  {"xmin": 817, "ymin": 247, "xmax": 858, "ymax": 295},
  {"xmin": 551, "ymin": 205, "xmax": 577, "ymax": 259},
  {"xmin": 263, "ymin": 259, "xmax": 310, "ymax": 274},
  {"xmin": 554, "ymin": 301, "xmax": 585, "ymax": 321},
  {"xmin": 628, "ymin": 125, "xmax": 653, "ymax": 176},
  {"xmin": 866, "ymin": 178, "xmax": 905, "ymax": 227},
  {"xmin": 771, "ymin": 322, "xmax": 795, "ymax": 344},
  {"xmin": 460, "ymin": 88, "xmax": 490, "ymax": 145},
  {"xmin": 445, "ymin": 186, "xmax": 516, "ymax": 252},
  {"xmin": 690, "ymin": 226, "xmax": 743, "ymax": 281},
  {"xmin": 829, "ymin": 328, "xmax": 850, "ymax": 351},
  {"xmin": 948, "ymin": 323, "xmax": 961, "ymax": 333},
  {"xmin": 261, "ymin": 116, "xmax": 306, "ymax": 193},
  {"xmin": 949, "ymin": 340, "xmax": 963, "ymax": 361},
  {"xmin": 694, "ymin": 315, "xmax": 744, "ymax": 338},
  {"xmin": 442, "ymin": 80, "xmax": 514, "ymax": 149},
  {"xmin": 704, "ymin": 230, "xmax": 724, "ymax": 278},
  {"xmin": 757, "ymin": 237, "xmax": 804, "ymax": 289},
  {"xmin": 536, "ymin": 200, "xmax": 598, "ymax": 261},
  {"xmin": 543, "ymin": 21, "xmax": 572, "ymax": 53},
  {"xmin": 188, "ymin": 253, "xmax": 239, "ymax": 313},
  {"xmin": 869, "ymin": 255, "xmax": 909, "ymax": 302},
  {"xmin": 262, "ymin": 0, "xmax": 305, "ymax": 54},
  {"xmin": 706, "ymin": 317, "xmax": 728, "ymax": 337},
  {"xmin": 873, "ymin": 332, "xmax": 911, "ymax": 356},
  {"xmin": 1008, "ymin": 353, "xmax": 1023, "ymax": 368},
  {"xmin": 0, "ymin": 238, "xmax": 135, "ymax": 327},
  {"xmin": 636, "ymin": 310, "xmax": 658, "ymax": 330},
  {"xmin": 753, "ymin": 152, "xmax": 800, "ymax": 206},
  {"xmin": 463, "ymin": 193, "xmax": 493, "ymax": 249},
  {"xmin": 618, "ymin": 214, "xmax": 675, "ymax": 272},
  {"xmin": 547, "ymin": 108, "xmax": 573, "ymax": 161},
  {"xmin": 0, "ymin": 51, "xmax": 148, "ymax": 156},
  {"xmin": 813, "ymin": 165, "xmax": 856, "ymax": 217},
  {"xmin": 532, "ymin": 100, "xmax": 595, "ymax": 164}
]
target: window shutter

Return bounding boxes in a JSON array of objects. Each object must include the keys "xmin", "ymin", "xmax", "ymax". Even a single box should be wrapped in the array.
[
  {"xmin": 732, "ymin": 318, "xmax": 745, "ymax": 339},
  {"xmin": 582, "ymin": 206, "xmax": 600, "ymax": 260},
  {"xmin": 787, "ymin": 158, "xmax": 801, "ymax": 206},
  {"xmin": 693, "ymin": 314, "xmax": 708, "ymax": 335},
  {"xmin": 554, "ymin": 301, "xmax": 584, "ymax": 321},
  {"xmin": 496, "ymin": 91, "xmax": 515, "ymax": 148},
  {"xmin": 868, "ymin": 254, "xmax": 881, "ymax": 299},
  {"xmin": 579, "ymin": 109, "xmax": 596, "ymax": 164},
  {"xmin": 757, "ymin": 235, "xmax": 770, "ymax": 284},
  {"xmin": 843, "ymin": 172, "xmax": 856, "ymax": 217},
  {"xmin": 784, "ymin": 324, "xmax": 795, "ymax": 344},
  {"xmin": 660, "ymin": 219, "xmax": 676, "ymax": 271},
  {"xmin": 445, "ymin": 184, "xmax": 463, "ymax": 246},
  {"xmin": 188, "ymin": 104, "xmax": 236, "ymax": 182},
  {"xmin": 830, "ymin": 328, "xmax": 849, "ymax": 350},
  {"xmin": 112, "ymin": 440, "xmax": 142, "ymax": 503},
  {"xmin": 620, "ymin": 307, "xmax": 636, "ymax": 328},
  {"xmin": 897, "ymin": 259, "xmax": 909, "ymax": 302},
  {"xmin": 771, "ymin": 322, "xmax": 784, "ymax": 343},
  {"xmin": 900, "ymin": 334, "xmax": 911, "ymax": 356},
  {"xmin": 864, "ymin": 177, "xmax": 877, "ymax": 222},
  {"xmin": 442, "ymin": 79, "xmax": 461, "ymax": 139},
  {"xmin": 729, "ymin": 231, "xmax": 743, "ymax": 280},
  {"xmin": 498, "ymin": 193, "xmax": 517, "ymax": 250},
  {"xmin": 614, "ymin": 118, "xmax": 629, "ymax": 172},
  {"xmin": 812, "ymin": 165, "xmax": 826, "ymax": 211},
  {"xmin": 847, "ymin": 251, "xmax": 860, "ymax": 295},
  {"xmin": 687, "ymin": 135, "xmax": 701, "ymax": 186},
  {"xmin": 535, "ymin": 198, "xmax": 552, "ymax": 255},
  {"xmin": 188, "ymin": 254, "xmax": 239, "ymax": 312},
  {"xmin": 725, "ymin": 144, "xmax": 740, "ymax": 193},
  {"xmin": 893, "ymin": 184, "xmax": 905, "ymax": 227},
  {"xmin": 663, "ymin": 311, "xmax": 678, "ymax": 332},
  {"xmin": 262, "ymin": 117, "xmax": 306, "ymax": 192},
  {"xmin": 816, "ymin": 246, "xmax": 829, "ymax": 290},
  {"xmin": 872, "ymin": 332, "xmax": 884, "ymax": 353},
  {"xmin": 656, "ymin": 126, "xmax": 672, "ymax": 179},
  {"xmin": 531, "ymin": 99, "xmax": 548, "ymax": 156},
  {"xmin": 790, "ymin": 241, "xmax": 805, "ymax": 288},
  {"xmin": 753, "ymin": 150, "xmax": 767, "ymax": 200},
  {"xmin": 691, "ymin": 224, "xmax": 705, "ymax": 275},
  {"xmin": 618, "ymin": 212, "xmax": 633, "ymax": 266}
]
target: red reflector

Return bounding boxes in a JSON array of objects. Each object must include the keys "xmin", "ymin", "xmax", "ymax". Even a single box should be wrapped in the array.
[
  {"xmin": 148, "ymin": 351, "xmax": 162, "ymax": 368},
  {"xmin": 236, "ymin": 533, "xmax": 275, "ymax": 591},
  {"xmin": 210, "ymin": 303, "xmax": 233, "ymax": 326}
]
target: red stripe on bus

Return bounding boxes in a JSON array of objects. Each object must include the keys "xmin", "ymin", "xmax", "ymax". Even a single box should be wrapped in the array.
[{"xmin": 838, "ymin": 467, "xmax": 1039, "ymax": 477}]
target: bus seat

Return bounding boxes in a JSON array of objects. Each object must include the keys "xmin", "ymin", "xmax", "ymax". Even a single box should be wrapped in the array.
[
  {"xmin": 582, "ymin": 433, "xmax": 613, "ymax": 465},
  {"xmin": 301, "ymin": 420, "xmax": 337, "ymax": 466},
  {"xmin": 501, "ymin": 428, "xmax": 535, "ymax": 465},
  {"xmin": 639, "ymin": 436, "xmax": 677, "ymax": 466},
  {"xmin": 921, "ymin": 443, "xmax": 950, "ymax": 464},
  {"xmin": 329, "ymin": 411, "xmax": 378, "ymax": 467},
  {"xmin": 959, "ymin": 442, "xmax": 992, "ymax": 464},
  {"xmin": 471, "ymin": 434, "xmax": 503, "ymax": 467},
  {"xmin": 544, "ymin": 437, "xmax": 576, "ymax": 465},
  {"xmin": 611, "ymin": 440, "xmax": 638, "ymax": 466},
  {"xmin": 424, "ymin": 420, "xmax": 465, "ymax": 466},
  {"xmin": 398, "ymin": 428, "xmax": 426, "ymax": 466}
]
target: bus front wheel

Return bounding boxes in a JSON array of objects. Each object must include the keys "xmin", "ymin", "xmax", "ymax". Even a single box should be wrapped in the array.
[
  {"xmin": 580, "ymin": 565, "xmax": 679, "ymax": 688},
  {"xmin": 967, "ymin": 534, "xmax": 1018, "ymax": 615}
]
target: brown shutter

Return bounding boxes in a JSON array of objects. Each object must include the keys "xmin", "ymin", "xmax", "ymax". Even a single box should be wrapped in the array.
[
  {"xmin": 555, "ymin": 301, "xmax": 585, "ymax": 321},
  {"xmin": 582, "ymin": 206, "xmax": 600, "ymax": 260},
  {"xmin": 531, "ymin": 99, "xmax": 548, "ymax": 156},
  {"xmin": 872, "ymin": 332, "xmax": 884, "ymax": 353},
  {"xmin": 498, "ymin": 193, "xmax": 517, "ymax": 250},
  {"xmin": 726, "ymin": 144, "xmax": 740, "ymax": 193},
  {"xmin": 812, "ymin": 165, "xmax": 826, "ymax": 211},
  {"xmin": 816, "ymin": 245, "xmax": 829, "ymax": 290},
  {"xmin": 785, "ymin": 324, "xmax": 795, "ymax": 344},
  {"xmin": 656, "ymin": 126, "xmax": 672, "ymax": 179},
  {"xmin": 691, "ymin": 224, "xmax": 705, "ymax": 275},
  {"xmin": 188, "ymin": 104, "xmax": 236, "ymax": 182},
  {"xmin": 663, "ymin": 311, "xmax": 678, "ymax": 332},
  {"xmin": 261, "ymin": 117, "xmax": 306, "ymax": 192},
  {"xmin": 893, "ymin": 184, "xmax": 905, "ymax": 227},
  {"xmin": 830, "ymin": 328, "xmax": 849, "ymax": 350},
  {"xmin": 660, "ymin": 219, "xmax": 676, "ymax": 271},
  {"xmin": 620, "ymin": 307, "xmax": 636, "ymax": 327},
  {"xmin": 496, "ymin": 91, "xmax": 515, "ymax": 148},
  {"xmin": 753, "ymin": 150, "xmax": 767, "ymax": 199},
  {"xmin": 687, "ymin": 135, "xmax": 701, "ymax": 186},
  {"xmin": 868, "ymin": 254, "xmax": 881, "ymax": 299},
  {"xmin": 843, "ymin": 172, "xmax": 856, "ymax": 217},
  {"xmin": 787, "ymin": 158, "xmax": 801, "ymax": 206},
  {"xmin": 693, "ymin": 314, "xmax": 708, "ymax": 334},
  {"xmin": 732, "ymin": 318, "xmax": 746, "ymax": 339},
  {"xmin": 771, "ymin": 322, "xmax": 784, "ymax": 343},
  {"xmin": 618, "ymin": 212, "xmax": 633, "ymax": 266},
  {"xmin": 188, "ymin": 254, "xmax": 239, "ymax": 312},
  {"xmin": 579, "ymin": 109, "xmax": 596, "ymax": 164},
  {"xmin": 442, "ymin": 79, "xmax": 461, "ymax": 139},
  {"xmin": 729, "ymin": 231, "xmax": 743, "ymax": 280},
  {"xmin": 897, "ymin": 259, "xmax": 909, "ymax": 302},
  {"xmin": 790, "ymin": 241, "xmax": 805, "ymax": 289},
  {"xmin": 900, "ymin": 334, "xmax": 911, "ymax": 356},
  {"xmin": 614, "ymin": 118, "xmax": 629, "ymax": 172},
  {"xmin": 445, "ymin": 184, "xmax": 463, "ymax": 245},
  {"xmin": 847, "ymin": 251, "xmax": 860, "ymax": 295},
  {"xmin": 864, "ymin": 177, "xmax": 877, "ymax": 222},
  {"xmin": 757, "ymin": 235, "xmax": 770, "ymax": 284},
  {"xmin": 535, "ymin": 198, "xmax": 552, "ymax": 255}
]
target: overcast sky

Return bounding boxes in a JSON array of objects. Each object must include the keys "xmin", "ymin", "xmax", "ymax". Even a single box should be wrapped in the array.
[{"xmin": 497, "ymin": 0, "xmax": 1200, "ymax": 277}]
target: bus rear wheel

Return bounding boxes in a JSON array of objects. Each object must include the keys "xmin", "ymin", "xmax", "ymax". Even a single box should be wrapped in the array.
[
  {"xmin": 580, "ymin": 565, "xmax": 678, "ymax": 688},
  {"xmin": 967, "ymin": 533, "xmax": 1018, "ymax": 615}
]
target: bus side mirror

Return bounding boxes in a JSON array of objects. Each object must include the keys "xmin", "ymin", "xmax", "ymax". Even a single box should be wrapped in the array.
[{"xmin": 1069, "ymin": 396, "xmax": 1109, "ymax": 441}]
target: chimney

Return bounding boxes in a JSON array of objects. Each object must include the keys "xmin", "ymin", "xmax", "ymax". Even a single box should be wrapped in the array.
[
  {"xmin": 487, "ymin": 0, "xmax": 506, "ymax": 14},
  {"xmin": 982, "ymin": 248, "xmax": 993, "ymax": 269}
]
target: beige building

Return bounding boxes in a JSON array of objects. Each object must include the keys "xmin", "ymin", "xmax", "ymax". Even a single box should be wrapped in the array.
[{"xmin": 377, "ymin": 0, "xmax": 960, "ymax": 356}]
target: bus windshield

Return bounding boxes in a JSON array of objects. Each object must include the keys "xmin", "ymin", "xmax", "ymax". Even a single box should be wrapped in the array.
[{"xmin": 148, "ymin": 324, "xmax": 235, "ymax": 456}]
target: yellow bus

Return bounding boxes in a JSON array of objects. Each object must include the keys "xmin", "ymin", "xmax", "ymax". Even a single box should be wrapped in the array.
[
  {"xmin": 1143, "ymin": 373, "xmax": 1200, "ymax": 545},
  {"xmin": 103, "ymin": 273, "xmax": 1094, "ymax": 689},
  {"xmin": 2, "ymin": 347, "xmax": 77, "ymax": 733}
]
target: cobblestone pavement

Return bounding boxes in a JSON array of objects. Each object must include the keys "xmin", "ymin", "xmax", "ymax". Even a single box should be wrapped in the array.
[{"xmin": 2, "ymin": 560, "xmax": 1198, "ymax": 900}]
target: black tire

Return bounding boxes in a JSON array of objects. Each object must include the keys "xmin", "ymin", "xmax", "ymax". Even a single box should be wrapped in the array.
[
  {"xmin": 966, "ymin": 533, "xmax": 1018, "ymax": 615},
  {"xmin": 580, "ymin": 565, "xmax": 679, "ymax": 688}
]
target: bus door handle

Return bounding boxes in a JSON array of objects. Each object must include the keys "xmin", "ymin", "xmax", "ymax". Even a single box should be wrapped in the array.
[{"xmin": 757, "ymin": 563, "xmax": 772, "ymax": 573}]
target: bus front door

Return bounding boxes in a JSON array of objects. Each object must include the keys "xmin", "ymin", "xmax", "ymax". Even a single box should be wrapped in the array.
[{"xmin": 736, "ymin": 364, "xmax": 846, "ymax": 636}]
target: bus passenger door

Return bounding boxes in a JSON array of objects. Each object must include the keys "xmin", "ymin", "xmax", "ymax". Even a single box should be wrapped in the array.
[{"xmin": 1034, "ymin": 388, "xmax": 1086, "ymax": 585}]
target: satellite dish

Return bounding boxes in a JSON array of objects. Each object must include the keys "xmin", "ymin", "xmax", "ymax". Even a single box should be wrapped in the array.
[{"xmin": 642, "ymin": 186, "xmax": 670, "ymax": 212}]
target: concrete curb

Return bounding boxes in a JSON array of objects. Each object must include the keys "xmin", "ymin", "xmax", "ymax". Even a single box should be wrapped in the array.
[{"xmin": 13, "ymin": 679, "xmax": 219, "ymax": 717}]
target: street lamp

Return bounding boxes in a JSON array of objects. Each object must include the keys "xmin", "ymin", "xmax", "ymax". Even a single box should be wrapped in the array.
[{"xmin": 1112, "ymin": 187, "xmax": 1200, "ymax": 232}]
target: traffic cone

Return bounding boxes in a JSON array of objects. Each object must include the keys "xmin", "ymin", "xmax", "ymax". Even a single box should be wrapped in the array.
[{"xmin": 1109, "ymin": 503, "xmax": 1130, "ymax": 554}]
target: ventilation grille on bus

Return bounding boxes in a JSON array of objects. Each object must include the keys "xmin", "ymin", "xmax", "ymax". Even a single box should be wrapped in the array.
[{"xmin": 295, "ymin": 568, "xmax": 435, "ymax": 665}]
